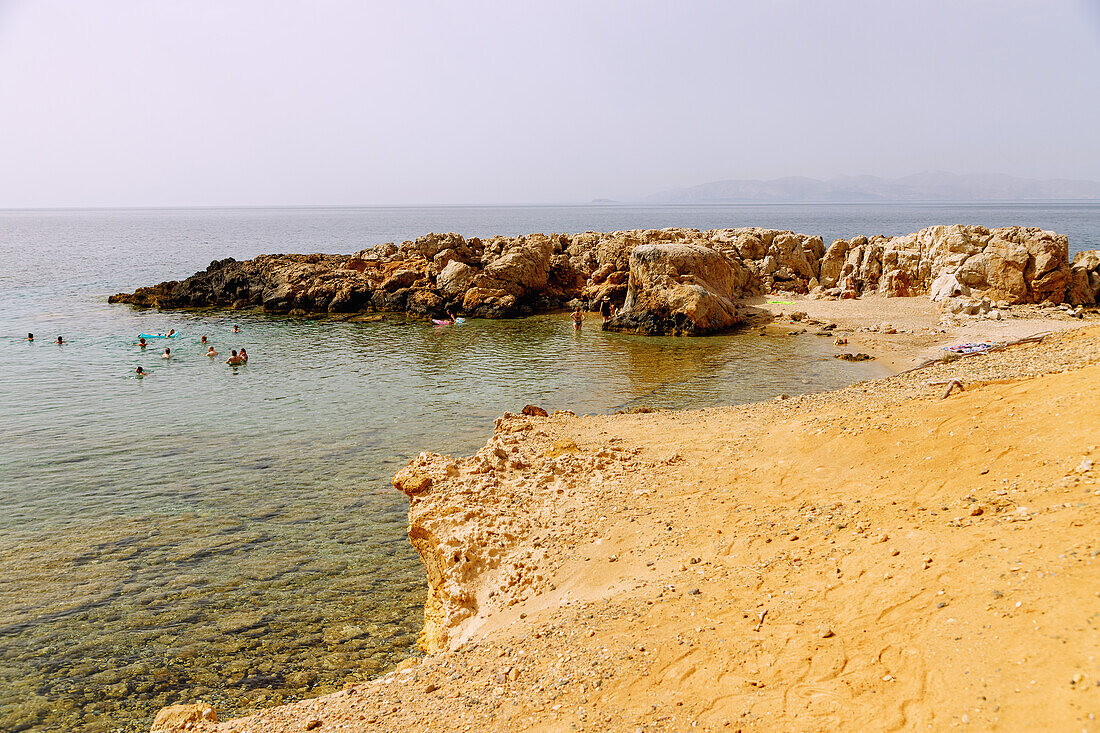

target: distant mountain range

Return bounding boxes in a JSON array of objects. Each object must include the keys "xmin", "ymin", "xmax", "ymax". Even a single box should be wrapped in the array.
[{"xmin": 642, "ymin": 172, "xmax": 1100, "ymax": 203}]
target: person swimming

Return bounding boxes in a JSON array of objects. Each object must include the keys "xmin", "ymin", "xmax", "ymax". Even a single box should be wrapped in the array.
[
  {"xmin": 26, "ymin": 333, "xmax": 33, "ymax": 342},
  {"xmin": 206, "ymin": 346, "xmax": 218, "ymax": 357},
  {"xmin": 56, "ymin": 336, "xmax": 65, "ymax": 344},
  {"xmin": 138, "ymin": 337, "xmax": 147, "ymax": 348},
  {"xmin": 232, "ymin": 325, "xmax": 241, "ymax": 333},
  {"xmin": 200, "ymin": 335, "xmax": 208, "ymax": 344},
  {"xmin": 135, "ymin": 366, "xmax": 148, "ymax": 377},
  {"xmin": 226, "ymin": 349, "xmax": 243, "ymax": 365},
  {"xmin": 162, "ymin": 347, "xmax": 171, "ymax": 359},
  {"xmin": 167, "ymin": 328, "xmax": 177, "ymax": 337},
  {"xmin": 571, "ymin": 307, "xmax": 584, "ymax": 331},
  {"xmin": 239, "ymin": 348, "xmax": 248, "ymax": 363}
]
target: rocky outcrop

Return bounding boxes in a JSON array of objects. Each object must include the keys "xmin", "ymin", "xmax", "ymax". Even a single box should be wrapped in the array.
[
  {"xmin": 390, "ymin": 410, "xmax": 644, "ymax": 654},
  {"xmin": 110, "ymin": 225, "xmax": 1090, "ymax": 335},
  {"xmin": 817, "ymin": 225, "xmax": 1072, "ymax": 304},
  {"xmin": 1069, "ymin": 250, "xmax": 1100, "ymax": 306},
  {"xmin": 604, "ymin": 243, "xmax": 751, "ymax": 335}
]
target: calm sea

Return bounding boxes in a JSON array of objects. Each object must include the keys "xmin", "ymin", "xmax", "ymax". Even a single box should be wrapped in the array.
[{"xmin": 0, "ymin": 203, "xmax": 1095, "ymax": 732}]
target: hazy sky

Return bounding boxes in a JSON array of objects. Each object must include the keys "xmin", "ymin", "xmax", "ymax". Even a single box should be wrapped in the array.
[{"xmin": 1, "ymin": 0, "xmax": 1098, "ymax": 207}]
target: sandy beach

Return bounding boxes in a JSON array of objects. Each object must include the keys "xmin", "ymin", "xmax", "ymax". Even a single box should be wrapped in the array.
[
  {"xmin": 153, "ymin": 312, "xmax": 1100, "ymax": 733},
  {"xmin": 746, "ymin": 294, "xmax": 1092, "ymax": 372}
]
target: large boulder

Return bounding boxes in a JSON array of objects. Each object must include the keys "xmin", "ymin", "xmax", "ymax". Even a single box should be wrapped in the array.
[
  {"xmin": 819, "ymin": 239, "xmax": 850, "ymax": 288},
  {"xmin": 482, "ymin": 234, "xmax": 554, "ymax": 296},
  {"xmin": 462, "ymin": 287, "xmax": 517, "ymax": 317},
  {"xmin": 952, "ymin": 228, "xmax": 1069, "ymax": 304},
  {"xmin": 604, "ymin": 243, "xmax": 749, "ymax": 336},
  {"xmin": 929, "ymin": 271, "xmax": 969, "ymax": 301},
  {"xmin": 1069, "ymin": 250, "xmax": 1100, "ymax": 305},
  {"xmin": 436, "ymin": 261, "xmax": 478, "ymax": 299}
]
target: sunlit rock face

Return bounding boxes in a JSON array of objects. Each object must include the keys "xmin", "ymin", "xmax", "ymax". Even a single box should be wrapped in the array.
[
  {"xmin": 604, "ymin": 242, "xmax": 750, "ymax": 336},
  {"xmin": 109, "ymin": 225, "xmax": 1085, "ymax": 332}
]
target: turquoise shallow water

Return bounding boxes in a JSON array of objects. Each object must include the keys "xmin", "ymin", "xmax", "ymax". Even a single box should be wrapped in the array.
[{"xmin": 0, "ymin": 203, "xmax": 1095, "ymax": 732}]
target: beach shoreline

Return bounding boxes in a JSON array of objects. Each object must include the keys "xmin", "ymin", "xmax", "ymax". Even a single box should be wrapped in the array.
[{"xmin": 155, "ymin": 321, "xmax": 1100, "ymax": 732}]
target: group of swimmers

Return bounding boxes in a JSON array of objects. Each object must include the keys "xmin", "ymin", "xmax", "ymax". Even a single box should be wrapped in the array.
[
  {"xmin": 134, "ymin": 329, "xmax": 249, "ymax": 376},
  {"xmin": 24, "ymin": 328, "xmax": 248, "ymax": 377}
]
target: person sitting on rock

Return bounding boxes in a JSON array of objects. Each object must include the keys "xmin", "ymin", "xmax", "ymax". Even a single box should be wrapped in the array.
[
  {"xmin": 571, "ymin": 307, "xmax": 584, "ymax": 331},
  {"xmin": 206, "ymin": 346, "xmax": 219, "ymax": 357},
  {"xmin": 226, "ymin": 349, "xmax": 243, "ymax": 365},
  {"xmin": 162, "ymin": 347, "xmax": 171, "ymax": 359}
]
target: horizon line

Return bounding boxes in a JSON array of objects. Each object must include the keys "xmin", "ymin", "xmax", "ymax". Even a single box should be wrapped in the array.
[{"xmin": 3, "ymin": 198, "xmax": 1100, "ymax": 213}]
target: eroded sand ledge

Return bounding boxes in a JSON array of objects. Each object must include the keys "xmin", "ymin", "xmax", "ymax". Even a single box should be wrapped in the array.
[{"xmin": 159, "ymin": 325, "xmax": 1099, "ymax": 733}]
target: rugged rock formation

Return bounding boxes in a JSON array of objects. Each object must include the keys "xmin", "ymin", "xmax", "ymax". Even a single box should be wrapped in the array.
[
  {"xmin": 392, "ymin": 412, "xmax": 628, "ymax": 653},
  {"xmin": 1069, "ymin": 250, "xmax": 1100, "ymax": 306},
  {"xmin": 110, "ymin": 226, "xmax": 1091, "ymax": 336},
  {"xmin": 819, "ymin": 225, "xmax": 1072, "ymax": 303},
  {"xmin": 604, "ymin": 242, "xmax": 751, "ymax": 335}
]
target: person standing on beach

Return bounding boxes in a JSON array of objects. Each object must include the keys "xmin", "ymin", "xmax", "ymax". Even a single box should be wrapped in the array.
[{"xmin": 571, "ymin": 307, "xmax": 584, "ymax": 331}]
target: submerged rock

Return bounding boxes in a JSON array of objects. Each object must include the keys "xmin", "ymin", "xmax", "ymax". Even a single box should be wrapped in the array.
[{"xmin": 149, "ymin": 703, "xmax": 217, "ymax": 732}]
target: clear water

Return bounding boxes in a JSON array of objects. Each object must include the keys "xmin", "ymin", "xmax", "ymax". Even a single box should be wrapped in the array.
[{"xmin": 0, "ymin": 203, "xmax": 1095, "ymax": 732}]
